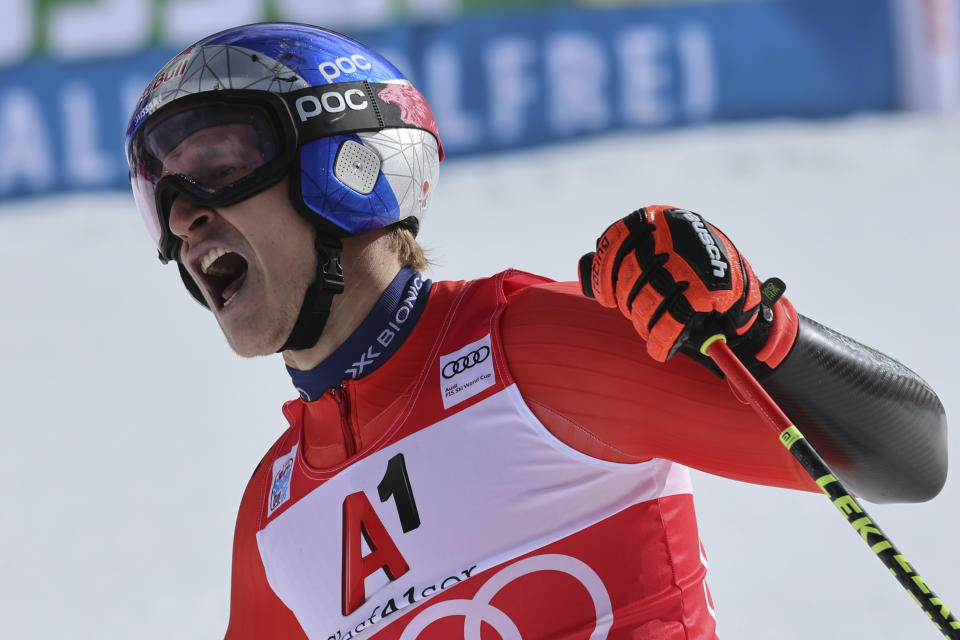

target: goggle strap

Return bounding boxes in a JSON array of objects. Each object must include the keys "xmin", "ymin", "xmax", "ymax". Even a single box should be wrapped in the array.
[{"xmin": 281, "ymin": 81, "xmax": 437, "ymax": 143}]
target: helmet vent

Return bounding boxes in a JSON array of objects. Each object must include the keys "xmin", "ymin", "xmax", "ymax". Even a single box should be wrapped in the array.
[{"xmin": 334, "ymin": 140, "xmax": 381, "ymax": 195}]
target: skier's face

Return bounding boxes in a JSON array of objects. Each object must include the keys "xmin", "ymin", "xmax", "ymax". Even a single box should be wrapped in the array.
[{"xmin": 166, "ymin": 167, "xmax": 317, "ymax": 358}]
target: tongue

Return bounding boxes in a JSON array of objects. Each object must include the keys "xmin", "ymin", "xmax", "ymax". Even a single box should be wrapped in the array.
[{"xmin": 222, "ymin": 271, "xmax": 247, "ymax": 303}]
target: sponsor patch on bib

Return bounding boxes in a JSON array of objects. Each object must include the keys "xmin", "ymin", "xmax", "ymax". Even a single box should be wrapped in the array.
[
  {"xmin": 439, "ymin": 334, "xmax": 496, "ymax": 409},
  {"xmin": 267, "ymin": 444, "xmax": 297, "ymax": 518}
]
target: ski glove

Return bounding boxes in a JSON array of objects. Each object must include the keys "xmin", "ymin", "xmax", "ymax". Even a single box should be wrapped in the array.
[{"xmin": 579, "ymin": 206, "xmax": 796, "ymax": 368}]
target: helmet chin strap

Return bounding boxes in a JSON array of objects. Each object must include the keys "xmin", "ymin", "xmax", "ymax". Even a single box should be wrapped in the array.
[{"xmin": 277, "ymin": 234, "xmax": 345, "ymax": 352}]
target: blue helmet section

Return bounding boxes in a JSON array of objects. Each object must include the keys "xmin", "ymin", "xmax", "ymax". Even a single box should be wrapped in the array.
[
  {"xmin": 199, "ymin": 23, "xmax": 407, "ymax": 89},
  {"xmin": 299, "ymin": 134, "xmax": 401, "ymax": 233}
]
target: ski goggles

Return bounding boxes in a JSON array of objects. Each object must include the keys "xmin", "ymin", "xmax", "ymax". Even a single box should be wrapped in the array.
[{"xmin": 127, "ymin": 82, "xmax": 442, "ymax": 263}]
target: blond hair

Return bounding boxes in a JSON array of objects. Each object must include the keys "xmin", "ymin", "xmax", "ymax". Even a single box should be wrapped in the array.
[{"xmin": 388, "ymin": 223, "xmax": 431, "ymax": 272}]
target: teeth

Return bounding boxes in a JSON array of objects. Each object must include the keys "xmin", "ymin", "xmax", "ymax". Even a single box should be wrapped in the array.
[{"xmin": 200, "ymin": 247, "xmax": 230, "ymax": 275}]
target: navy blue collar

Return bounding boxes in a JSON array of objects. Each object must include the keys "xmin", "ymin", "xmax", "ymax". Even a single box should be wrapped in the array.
[{"xmin": 287, "ymin": 268, "xmax": 432, "ymax": 401}]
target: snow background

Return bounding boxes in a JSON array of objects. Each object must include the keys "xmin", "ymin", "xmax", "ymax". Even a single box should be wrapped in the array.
[{"xmin": 1, "ymin": 112, "xmax": 958, "ymax": 639}]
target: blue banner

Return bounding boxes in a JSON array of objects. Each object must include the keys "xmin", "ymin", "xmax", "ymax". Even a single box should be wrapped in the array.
[{"xmin": 0, "ymin": 0, "xmax": 896, "ymax": 201}]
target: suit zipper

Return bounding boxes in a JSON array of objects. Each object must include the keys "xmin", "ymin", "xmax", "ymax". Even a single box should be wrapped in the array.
[{"xmin": 331, "ymin": 384, "xmax": 357, "ymax": 458}]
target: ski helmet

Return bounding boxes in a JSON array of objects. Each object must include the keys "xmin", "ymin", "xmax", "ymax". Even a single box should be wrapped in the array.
[{"xmin": 124, "ymin": 23, "xmax": 443, "ymax": 349}]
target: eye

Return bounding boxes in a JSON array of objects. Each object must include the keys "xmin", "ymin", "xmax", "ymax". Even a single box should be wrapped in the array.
[{"xmin": 203, "ymin": 163, "xmax": 253, "ymax": 186}]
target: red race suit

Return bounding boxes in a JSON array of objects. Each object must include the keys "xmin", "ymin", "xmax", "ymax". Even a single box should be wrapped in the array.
[{"xmin": 226, "ymin": 271, "xmax": 820, "ymax": 639}]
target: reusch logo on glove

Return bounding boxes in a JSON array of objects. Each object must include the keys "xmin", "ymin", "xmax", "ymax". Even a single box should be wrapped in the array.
[
  {"xmin": 590, "ymin": 236, "xmax": 611, "ymax": 297},
  {"xmin": 666, "ymin": 209, "xmax": 731, "ymax": 290}
]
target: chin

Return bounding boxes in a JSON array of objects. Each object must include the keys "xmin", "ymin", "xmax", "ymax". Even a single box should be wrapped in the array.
[
  {"xmin": 214, "ymin": 293, "xmax": 302, "ymax": 357},
  {"xmin": 219, "ymin": 321, "xmax": 287, "ymax": 358},
  {"xmin": 228, "ymin": 341, "xmax": 276, "ymax": 358}
]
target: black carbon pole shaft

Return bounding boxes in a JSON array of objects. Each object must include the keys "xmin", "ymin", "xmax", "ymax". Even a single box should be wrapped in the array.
[{"xmin": 704, "ymin": 335, "xmax": 959, "ymax": 639}]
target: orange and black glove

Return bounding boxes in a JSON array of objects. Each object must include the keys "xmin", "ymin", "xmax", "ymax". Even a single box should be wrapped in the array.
[{"xmin": 579, "ymin": 206, "xmax": 797, "ymax": 371}]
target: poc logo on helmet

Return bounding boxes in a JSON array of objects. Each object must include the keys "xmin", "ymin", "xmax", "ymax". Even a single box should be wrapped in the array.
[
  {"xmin": 680, "ymin": 211, "xmax": 728, "ymax": 279},
  {"xmin": 318, "ymin": 54, "xmax": 373, "ymax": 83},
  {"xmin": 295, "ymin": 89, "xmax": 369, "ymax": 122}
]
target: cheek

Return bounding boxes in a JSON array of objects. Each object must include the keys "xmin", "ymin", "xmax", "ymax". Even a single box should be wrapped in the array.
[
  {"xmin": 231, "ymin": 181, "xmax": 317, "ymax": 291},
  {"xmin": 266, "ymin": 231, "xmax": 317, "ymax": 293}
]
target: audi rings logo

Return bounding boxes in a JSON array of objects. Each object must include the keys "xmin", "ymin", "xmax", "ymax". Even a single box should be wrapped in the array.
[
  {"xmin": 440, "ymin": 335, "xmax": 497, "ymax": 409},
  {"xmin": 441, "ymin": 346, "xmax": 490, "ymax": 379},
  {"xmin": 398, "ymin": 554, "xmax": 613, "ymax": 640}
]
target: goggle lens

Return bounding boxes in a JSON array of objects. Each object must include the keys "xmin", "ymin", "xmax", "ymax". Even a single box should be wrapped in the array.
[{"xmin": 129, "ymin": 101, "xmax": 286, "ymax": 261}]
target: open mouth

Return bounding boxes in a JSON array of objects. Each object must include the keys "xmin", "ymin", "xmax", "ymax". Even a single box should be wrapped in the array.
[{"xmin": 198, "ymin": 247, "xmax": 249, "ymax": 308}]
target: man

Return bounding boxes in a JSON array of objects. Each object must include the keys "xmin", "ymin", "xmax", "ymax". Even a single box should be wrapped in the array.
[{"xmin": 125, "ymin": 23, "xmax": 947, "ymax": 639}]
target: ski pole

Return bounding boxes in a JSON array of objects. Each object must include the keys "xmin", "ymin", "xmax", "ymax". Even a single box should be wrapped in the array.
[{"xmin": 700, "ymin": 334, "xmax": 959, "ymax": 638}]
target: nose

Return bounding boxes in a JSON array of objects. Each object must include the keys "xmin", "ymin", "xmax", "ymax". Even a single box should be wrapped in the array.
[{"xmin": 167, "ymin": 193, "xmax": 213, "ymax": 241}]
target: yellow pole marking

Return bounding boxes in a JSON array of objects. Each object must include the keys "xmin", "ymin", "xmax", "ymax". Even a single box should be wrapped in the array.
[
  {"xmin": 872, "ymin": 540, "xmax": 893, "ymax": 554},
  {"xmin": 833, "ymin": 494, "xmax": 863, "ymax": 517},
  {"xmin": 779, "ymin": 425, "xmax": 804, "ymax": 450},
  {"xmin": 699, "ymin": 334, "xmax": 727, "ymax": 356},
  {"xmin": 815, "ymin": 474, "xmax": 837, "ymax": 494},
  {"xmin": 894, "ymin": 554, "xmax": 913, "ymax": 573}
]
